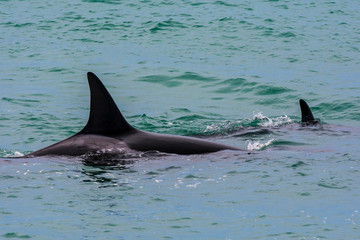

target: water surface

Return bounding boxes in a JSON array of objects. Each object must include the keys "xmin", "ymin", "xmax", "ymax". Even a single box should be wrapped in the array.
[{"xmin": 1, "ymin": 0, "xmax": 360, "ymax": 239}]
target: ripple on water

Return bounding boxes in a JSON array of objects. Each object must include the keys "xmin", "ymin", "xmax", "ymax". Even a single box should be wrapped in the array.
[{"xmin": 2, "ymin": 233, "xmax": 32, "ymax": 239}]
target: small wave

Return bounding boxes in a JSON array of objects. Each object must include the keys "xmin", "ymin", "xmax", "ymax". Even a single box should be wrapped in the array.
[
  {"xmin": 82, "ymin": 0, "xmax": 122, "ymax": 4},
  {"xmin": 253, "ymin": 112, "xmax": 292, "ymax": 127},
  {"xmin": 200, "ymin": 112, "xmax": 292, "ymax": 136},
  {"xmin": 203, "ymin": 120, "xmax": 243, "ymax": 135},
  {"xmin": 0, "ymin": 149, "xmax": 25, "ymax": 158},
  {"xmin": 247, "ymin": 139, "xmax": 275, "ymax": 151},
  {"xmin": 277, "ymin": 31, "xmax": 296, "ymax": 38},
  {"xmin": 150, "ymin": 20, "xmax": 187, "ymax": 33}
]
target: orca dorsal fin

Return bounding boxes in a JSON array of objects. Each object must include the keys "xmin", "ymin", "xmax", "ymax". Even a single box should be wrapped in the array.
[
  {"xmin": 299, "ymin": 99, "xmax": 317, "ymax": 123},
  {"xmin": 79, "ymin": 72, "xmax": 134, "ymax": 135}
]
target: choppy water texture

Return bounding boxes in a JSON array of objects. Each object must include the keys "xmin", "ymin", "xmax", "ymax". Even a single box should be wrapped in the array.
[{"xmin": 1, "ymin": 0, "xmax": 360, "ymax": 239}]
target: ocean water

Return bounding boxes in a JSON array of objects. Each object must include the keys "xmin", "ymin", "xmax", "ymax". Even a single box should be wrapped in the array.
[{"xmin": 1, "ymin": 0, "xmax": 360, "ymax": 239}]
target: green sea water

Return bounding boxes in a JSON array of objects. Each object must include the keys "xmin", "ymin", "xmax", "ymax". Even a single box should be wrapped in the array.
[{"xmin": 1, "ymin": 0, "xmax": 360, "ymax": 239}]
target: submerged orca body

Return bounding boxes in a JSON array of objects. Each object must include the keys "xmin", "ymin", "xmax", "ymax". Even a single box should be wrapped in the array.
[
  {"xmin": 299, "ymin": 99, "xmax": 319, "ymax": 125},
  {"xmin": 26, "ymin": 73, "xmax": 242, "ymax": 157}
]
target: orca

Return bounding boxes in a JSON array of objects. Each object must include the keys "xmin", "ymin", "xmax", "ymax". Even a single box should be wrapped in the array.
[
  {"xmin": 299, "ymin": 99, "xmax": 319, "ymax": 125},
  {"xmin": 26, "ymin": 72, "xmax": 244, "ymax": 157}
]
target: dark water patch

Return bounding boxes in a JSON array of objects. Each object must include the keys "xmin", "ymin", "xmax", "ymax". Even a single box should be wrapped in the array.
[
  {"xmin": 43, "ymin": 67, "xmax": 68, "ymax": 73},
  {"xmin": 253, "ymin": 25, "xmax": 274, "ymax": 33},
  {"xmin": 137, "ymin": 75, "xmax": 182, "ymax": 87},
  {"xmin": 227, "ymin": 170, "xmax": 259, "ymax": 175},
  {"xmin": 211, "ymin": 97, "xmax": 224, "ymax": 100},
  {"xmin": 73, "ymin": 38, "xmax": 104, "ymax": 43},
  {"xmin": 184, "ymin": 174, "xmax": 199, "ymax": 179},
  {"xmin": 277, "ymin": 5, "xmax": 289, "ymax": 10},
  {"xmin": 238, "ymin": 20, "xmax": 253, "ymax": 26},
  {"xmin": 174, "ymin": 114, "xmax": 210, "ymax": 122},
  {"xmin": 150, "ymin": 19, "xmax": 187, "ymax": 33},
  {"xmin": 171, "ymin": 217, "xmax": 192, "ymax": 221},
  {"xmin": 39, "ymin": 20, "xmax": 58, "ymax": 25},
  {"xmin": 2, "ymin": 97, "xmax": 40, "ymax": 107},
  {"xmin": 268, "ymin": 232, "xmax": 296, "ymax": 238},
  {"xmin": 255, "ymin": 85, "xmax": 293, "ymax": 95},
  {"xmin": 329, "ymin": 9, "xmax": 346, "ymax": 15},
  {"xmin": 277, "ymin": 32, "xmax": 296, "ymax": 38},
  {"xmin": 210, "ymin": 78, "xmax": 257, "ymax": 94},
  {"xmin": 22, "ymin": 93, "xmax": 52, "ymax": 98},
  {"xmin": 3, "ymin": 22, "xmax": 34, "ymax": 28},
  {"xmin": 214, "ymin": 86, "xmax": 240, "ymax": 94},
  {"xmin": 315, "ymin": 100, "xmax": 360, "ymax": 121},
  {"xmin": 227, "ymin": 170, "xmax": 240, "ymax": 175},
  {"xmin": 219, "ymin": 17, "xmax": 234, "ymax": 22},
  {"xmin": 103, "ymin": 223, "xmax": 118, "ymax": 227},
  {"xmin": 146, "ymin": 171, "xmax": 159, "ymax": 176},
  {"xmin": 151, "ymin": 197, "xmax": 166, "ymax": 202},
  {"xmin": 287, "ymin": 57, "xmax": 299, "ymax": 62},
  {"xmin": 318, "ymin": 182, "xmax": 347, "ymax": 190},
  {"xmin": 98, "ymin": 23, "xmax": 123, "ymax": 31},
  {"xmin": 2, "ymin": 233, "xmax": 32, "ymax": 239},
  {"xmin": 0, "ymin": 116, "xmax": 11, "ymax": 121},
  {"xmin": 61, "ymin": 13, "xmax": 85, "ymax": 21},
  {"xmin": 137, "ymin": 72, "xmax": 217, "ymax": 88},
  {"xmin": 174, "ymin": 72, "xmax": 218, "ymax": 82},
  {"xmin": 220, "ymin": 78, "xmax": 250, "ymax": 86},
  {"xmin": 171, "ymin": 108, "xmax": 192, "ymax": 113},
  {"xmin": 7, "ymin": 195, "xmax": 18, "ymax": 198},
  {"xmin": 158, "ymin": 166, "xmax": 182, "ymax": 172},
  {"xmin": 288, "ymin": 161, "xmax": 307, "ymax": 168},
  {"xmin": 264, "ymin": 18, "xmax": 275, "ymax": 23},
  {"xmin": 0, "ymin": 210, "xmax": 12, "ymax": 215},
  {"xmin": 296, "ymin": 172, "xmax": 307, "ymax": 177},
  {"xmin": 272, "ymin": 140, "xmax": 307, "ymax": 147},
  {"xmin": 262, "ymin": 29, "xmax": 274, "ymax": 36},
  {"xmin": 213, "ymin": 1, "xmax": 239, "ymax": 7},
  {"xmin": 69, "ymin": 22, "xmax": 124, "ymax": 33},
  {"xmin": 213, "ymin": 78, "xmax": 248, "ymax": 93},
  {"xmin": 36, "ymin": 25, "xmax": 52, "ymax": 30},
  {"xmin": 82, "ymin": 0, "xmax": 122, "ymax": 4},
  {"xmin": 190, "ymin": 2, "xmax": 207, "ymax": 6},
  {"xmin": 132, "ymin": 227, "xmax": 146, "ymax": 231},
  {"xmin": 22, "ymin": 185, "xmax": 42, "ymax": 189},
  {"xmin": 169, "ymin": 225, "xmax": 190, "ymax": 229}
]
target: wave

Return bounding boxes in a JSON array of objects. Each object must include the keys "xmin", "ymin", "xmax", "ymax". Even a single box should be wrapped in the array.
[
  {"xmin": 251, "ymin": 112, "xmax": 293, "ymax": 127},
  {"xmin": 149, "ymin": 19, "xmax": 187, "ymax": 33},
  {"xmin": 247, "ymin": 139, "xmax": 275, "ymax": 151},
  {"xmin": 0, "ymin": 149, "xmax": 25, "ymax": 158}
]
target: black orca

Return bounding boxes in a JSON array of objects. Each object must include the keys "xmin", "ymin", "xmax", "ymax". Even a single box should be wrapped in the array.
[
  {"xmin": 299, "ymin": 99, "xmax": 319, "ymax": 125},
  {"xmin": 26, "ymin": 72, "xmax": 244, "ymax": 157}
]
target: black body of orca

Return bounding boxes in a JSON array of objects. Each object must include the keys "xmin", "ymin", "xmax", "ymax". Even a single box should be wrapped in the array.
[{"xmin": 26, "ymin": 72, "xmax": 244, "ymax": 157}]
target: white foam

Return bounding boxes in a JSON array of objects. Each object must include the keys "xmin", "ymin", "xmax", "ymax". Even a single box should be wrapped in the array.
[
  {"xmin": 204, "ymin": 124, "xmax": 220, "ymax": 133},
  {"xmin": 3, "ymin": 150, "xmax": 25, "ymax": 158},
  {"xmin": 247, "ymin": 139, "xmax": 275, "ymax": 151},
  {"xmin": 253, "ymin": 112, "xmax": 292, "ymax": 127}
]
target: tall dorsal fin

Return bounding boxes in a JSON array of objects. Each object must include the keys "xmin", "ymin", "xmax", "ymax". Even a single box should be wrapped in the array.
[
  {"xmin": 299, "ymin": 99, "xmax": 316, "ymax": 123},
  {"xmin": 79, "ymin": 72, "xmax": 134, "ymax": 135}
]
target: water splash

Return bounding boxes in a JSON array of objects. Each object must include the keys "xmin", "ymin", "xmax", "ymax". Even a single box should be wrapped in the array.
[
  {"xmin": 247, "ymin": 139, "xmax": 275, "ymax": 151},
  {"xmin": 0, "ymin": 149, "xmax": 25, "ymax": 158},
  {"xmin": 253, "ymin": 112, "xmax": 292, "ymax": 127}
]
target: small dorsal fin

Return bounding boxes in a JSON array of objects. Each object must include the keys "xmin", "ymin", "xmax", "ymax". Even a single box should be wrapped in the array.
[
  {"xmin": 299, "ymin": 99, "xmax": 316, "ymax": 123},
  {"xmin": 79, "ymin": 72, "xmax": 134, "ymax": 135}
]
